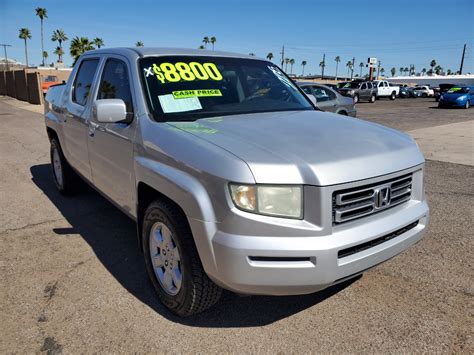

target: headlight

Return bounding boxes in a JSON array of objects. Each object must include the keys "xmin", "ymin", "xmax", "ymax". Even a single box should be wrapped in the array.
[
  {"xmin": 348, "ymin": 90, "xmax": 354, "ymax": 95},
  {"xmin": 229, "ymin": 184, "xmax": 303, "ymax": 219},
  {"xmin": 457, "ymin": 95, "xmax": 467, "ymax": 101}
]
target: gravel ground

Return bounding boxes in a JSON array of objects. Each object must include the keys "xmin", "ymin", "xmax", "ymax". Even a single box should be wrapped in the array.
[{"xmin": 0, "ymin": 97, "xmax": 472, "ymax": 353}]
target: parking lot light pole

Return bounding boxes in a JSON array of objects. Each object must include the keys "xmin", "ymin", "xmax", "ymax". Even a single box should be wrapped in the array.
[{"xmin": 0, "ymin": 44, "xmax": 12, "ymax": 71}]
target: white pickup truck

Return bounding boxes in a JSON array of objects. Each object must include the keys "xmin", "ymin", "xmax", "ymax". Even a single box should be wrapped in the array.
[{"xmin": 373, "ymin": 80, "xmax": 399, "ymax": 100}]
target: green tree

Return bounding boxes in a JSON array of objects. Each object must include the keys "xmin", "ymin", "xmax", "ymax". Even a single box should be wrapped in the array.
[
  {"xmin": 70, "ymin": 36, "xmax": 94, "ymax": 65},
  {"xmin": 266, "ymin": 52, "xmax": 274, "ymax": 61},
  {"xmin": 430, "ymin": 60, "xmax": 436, "ymax": 73},
  {"xmin": 404, "ymin": 67, "xmax": 409, "ymax": 76},
  {"xmin": 301, "ymin": 60, "xmax": 307, "ymax": 76},
  {"xmin": 93, "ymin": 38, "xmax": 104, "ymax": 48},
  {"xmin": 359, "ymin": 62, "xmax": 364, "ymax": 76},
  {"xmin": 43, "ymin": 50, "xmax": 48, "ymax": 65},
  {"xmin": 18, "ymin": 28, "xmax": 32, "ymax": 67},
  {"xmin": 334, "ymin": 56, "xmax": 340, "ymax": 80},
  {"xmin": 210, "ymin": 36, "xmax": 216, "ymax": 50},
  {"xmin": 289, "ymin": 58, "xmax": 295, "ymax": 74},
  {"xmin": 35, "ymin": 7, "xmax": 48, "ymax": 66},
  {"xmin": 202, "ymin": 36, "xmax": 209, "ymax": 49},
  {"xmin": 51, "ymin": 29, "xmax": 68, "ymax": 62},
  {"xmin": 346, "ymin": 60, "xmax": 353, "ymax": 77},
  {"xmin": 284, "ymin": 58, "xmax": 290, "ymax": 72},
  {"xmin": 380, "ymin": 68, "xmax": 385, "ymax": 77},
  {"xmin": 390, "ymin": 67, "xmax": 396, "ymax": 77},
  {"xmin": 399, "ymin": 67, "xmax": 404, "ymax": 75},
  {"xmin": 447, "ymin": 69, "xmax": 452, "ymax": 75},
  {"xmin": 421, "ymin": 68, "xmax": 427, "ymax": 76},
  {"xmin": 135, "ymin": 41, "xmax": 144, "ymax": 47},
  {"xmin": 54, "ymin": 46, "xmax": 64, "ymax": 63},
  {"xmin": 434, "ymin": 65, "xmax": 443, "ymax": 75},
  {"xmin": 198, "ymin": 45, "xmax": 205, "ymax": 49}
]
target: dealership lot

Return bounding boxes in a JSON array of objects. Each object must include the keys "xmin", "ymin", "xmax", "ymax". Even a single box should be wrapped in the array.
[{"xmin": 0, "ymin": 97, "xmax": 472, "ymax": 353}]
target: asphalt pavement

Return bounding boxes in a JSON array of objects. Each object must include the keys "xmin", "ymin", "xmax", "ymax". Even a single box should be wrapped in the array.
[{"xmin": 1, "ymin": 96, "xmax": 472, "ymax": 353}]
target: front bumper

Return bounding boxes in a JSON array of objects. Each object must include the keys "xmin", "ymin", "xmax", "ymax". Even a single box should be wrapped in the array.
[{"xmin": 189, "ymin": 166, "xmax": 429, "ymax": 296}]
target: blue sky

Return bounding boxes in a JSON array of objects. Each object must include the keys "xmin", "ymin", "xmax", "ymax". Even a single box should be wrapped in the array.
[{"xmin": 1, "ymin": 0, "xmax": 473, "ymax": 75}]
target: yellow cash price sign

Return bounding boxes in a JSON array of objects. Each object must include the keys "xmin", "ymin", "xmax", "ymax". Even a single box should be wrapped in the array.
[
  {"xmin": 153, "ymin": 62, "xmax": 223, "ymax": 84},
  {"xmin": 172, "ymin": 89, "xmax": 222, "ymax": 99}
]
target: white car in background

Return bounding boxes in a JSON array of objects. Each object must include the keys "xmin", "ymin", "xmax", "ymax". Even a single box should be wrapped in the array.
[
  {"xmin": 414, "ymin": 86, "xmax": 434, "ymax": 97},
  {"xmin": 373, "ymin": 80, "xmax": 399, "ymax": 100}
]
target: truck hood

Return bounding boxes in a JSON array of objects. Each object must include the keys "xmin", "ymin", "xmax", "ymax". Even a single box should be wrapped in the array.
[{"xmin": 167, "ymin": 110, "xmax": 424, "ymax": 186}]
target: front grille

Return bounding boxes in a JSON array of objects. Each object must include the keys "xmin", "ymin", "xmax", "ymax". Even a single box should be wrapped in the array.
[
  {"xmin": 337, "ymin": 221, "xmax": 419, "ymax": 258},
  {"xmin": 333, "ymin": 174, "xmax": 412, "ymax": 224}
]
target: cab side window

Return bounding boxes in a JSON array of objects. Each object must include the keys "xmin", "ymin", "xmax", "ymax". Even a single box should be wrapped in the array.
[
  {"xmin": 97, "ymin": 59, "xmax": 133, "ymax": 113},
  {"xmin": 73, "ymin": 59, "xmax": 99, "ymax": 106}
]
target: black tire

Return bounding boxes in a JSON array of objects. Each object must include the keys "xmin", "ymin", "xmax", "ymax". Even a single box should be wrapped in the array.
[
  {"xmin": 353, "ymin": 94, "xmax": 359, "ymax": 104},
  {"xmin": 142, "ymin": 200, "xmax": 222, "ymax": 316},
  {"xmin": 390, "ymin": 91, "xmax": 396, "ymax": 100},
  {"xmin": 465, "ymin": 101, "xmax": 470, "ymax": 109},
  {"xmin": 422, "ymin": 93, "xmax": 428, "ymax": 98},
  {"xmin": 50, "ymin": 138, "xmax": 79, "ymax": 195},
  {"xmin": 369, "ymin": 94, "xmax": 376, "ymax": 103}
]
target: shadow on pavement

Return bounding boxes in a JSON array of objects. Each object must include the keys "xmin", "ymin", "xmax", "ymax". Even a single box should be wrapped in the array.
[{"xmin": 30, "ymin": 163, "xmax": 359, "ymax": 328}]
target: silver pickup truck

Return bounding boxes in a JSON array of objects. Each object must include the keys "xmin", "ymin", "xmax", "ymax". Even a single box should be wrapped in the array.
[{"xmin": 44, "ymin": 48, "xmax": 429, "ymax": 316}]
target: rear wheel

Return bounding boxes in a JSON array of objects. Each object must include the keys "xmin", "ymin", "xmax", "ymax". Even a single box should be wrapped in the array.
[
  {"xmin": 422, "ymin": 93, "xmax": 428, "ymax": 98},
  {"xmin": 50, "ymin": 138, "xmax": 79, "ymax": 195},
  {"xmin": 390, "ymin": 91, "xmax": 396, "ymax": 100},
  {"xmin": 369, "ymin": 94, "xmax": 376, "ymax": 103},
  {"xmin": 142, "ymin": 200, "xmax": 222, "ymax": 316}
]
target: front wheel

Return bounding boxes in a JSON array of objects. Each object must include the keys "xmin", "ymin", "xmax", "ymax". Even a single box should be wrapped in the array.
[
  {"xmin": 465, "ymin": 101, "xmax": 470, "ymax": 109},
  {"xmin": 353, "ymin": 94, "xmax": 359, "ymax": 104},
  {"xmin": 142, "ymin": 200, "xmax": 222, "ymax": 316},
  {"xmin": 369, "ymin": 94, "xmax": 376, "ymax": 103}
]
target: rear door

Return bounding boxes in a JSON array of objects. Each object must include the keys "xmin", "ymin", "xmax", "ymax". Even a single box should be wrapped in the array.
[
  {"xmin": 312, "ymin": 86, "xmax": 337, "ymax": 112},
  {"xmin": 63, "ymin": 58, "xmax": 101, "ymax": 181},
  {"xmin": 88, "ymin": 56, "xmax": 136, "ymax": 213},
  {"xmin": 359, "ymin": 82, "xmax": 368, "ymax": 99}
]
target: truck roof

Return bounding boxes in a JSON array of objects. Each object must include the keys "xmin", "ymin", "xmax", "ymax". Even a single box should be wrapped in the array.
[{"xmin": 82, "ymin": 47, "xmax": 261, "ymax": 60}]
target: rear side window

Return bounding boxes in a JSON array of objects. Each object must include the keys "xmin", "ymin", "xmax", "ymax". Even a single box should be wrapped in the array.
[
  {"xmin": 97, "ymin": 58, "xmax": 133, "ymax": 113},
  {"xmin": 73, "ymin": 59, "xmax": 99, "ymax": 106},
  {"xmin": 301, "ymin": 87, "xmax": 313, "ymax": 95}
]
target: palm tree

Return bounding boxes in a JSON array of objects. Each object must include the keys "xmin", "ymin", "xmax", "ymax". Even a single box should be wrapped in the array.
[
  {"xmin": 447, "ymin": 69, "xmax": 452, "ymax": 75},
  {"xmin": 35, "ymin": 7, "xmax": 48, "ymax": 66},
  {"xmin": 18, "ymin": 28, "xmax": 32, "ymax": 67},
  {"xmin": 289, "ymin": 59, "xmax": 295, "ymax": 74},
  {"xmin": 43, "ymin": 51, "xmax": 48, "ymax": 65},
  {"xmin": 210, "ymin": 36, "xmax": 216, "ymax": 50},
  {"xmin": 70, "ymin": 36, "xmax": 94, "ymax": 65},
  {"xmin": 399, "ymin": 67, "xmax": 404, "ymax": 76},
  {"xmin": 434, "ymin": 65, "xmax": 443, "ymax": 75},
  {"xmin": 93, "ymin": 38, "xmax": 104, "ymax": 48},
  {"xmin": 51, "ymin": 29, "xmax": 68, "ymax": 62},
  {"xmin": 301, "ymin": 60, "xmax": 307, "ymax": 76},
  {"xmin": 380, "ymin": 68, "xmax": 385, "ymax": 77},
  {"xmin": 284, "ymin": 58, "xmax": 290, "ymax": 72},
  {"xmin": 198, "ymin": 45, "xmax": 205, "ymax": 49},
  {"xmin": 421, "ymin": 68, "xmax": 427, "ymax": 76},
  {"xmin": 334, "ymin": 56, "xmax": 340, "ymax": 80},
  {"xmin": 430, "ymin": 60, "xmax": 436, "ymax": 72},
  {"xmin": 359, "ymin": 62, "xmax": 364, "ymax": 76},
  {"xmin": 404, "ymin": 67, "xmax": 409, "ymax": 76},
  {"xmin": 346, "ymin": 61, "xmax": 352, "ymax": 77},
  {"xmin": 202, "ymin": 36, "xmax": 209, "ymax": 49},
  {"xmin": 266, "ymin": 52, "xmax": 274, "ymax": 61},
  {"xmin": 135, "ymin": 41, "xmax": 144, "ymax": 47},
  {"xmin": 319, "ymin": 60, "xmax": 325, "ymax": 76},
  {"xmin": 54, "ymin": 46, "xmax": 64, "ymax": 63},
  {"xmin": 390, "ymin": 67, "xmax": 396, "ymax": 77}
]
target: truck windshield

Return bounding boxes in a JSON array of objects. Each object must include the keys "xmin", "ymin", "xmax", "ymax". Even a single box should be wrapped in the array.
[
  {"xmin": 343, "ymin": 82, "xmax": 361, "ymax": 89},
  {"xmin": 139, "ymin": 56, "xmax": 313, "ymax": 121}
]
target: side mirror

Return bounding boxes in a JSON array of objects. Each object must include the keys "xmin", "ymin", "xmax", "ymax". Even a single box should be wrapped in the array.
[{"xmin": 94, "ymin": 99, "xmax": 127, "ymax": 123}]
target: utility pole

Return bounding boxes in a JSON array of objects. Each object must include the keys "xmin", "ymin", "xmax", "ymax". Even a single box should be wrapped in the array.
[
  {"xmin": 459, "ymin": 43, "xmax": 466, "ymax": 74},
  {"xmin": 377, "ymin": 60, "xmax": 381, "ymax": 79},
  {"xmin": 280, "ymin": 45, "xmax": 285, "ymax": 68},
  {"xmin": 321, "ymin": 53, "xmax": 325, "ymax": 80},
  {"xmin": 0, "ymin": 44, "xmax": 12, "ymax": 71}
]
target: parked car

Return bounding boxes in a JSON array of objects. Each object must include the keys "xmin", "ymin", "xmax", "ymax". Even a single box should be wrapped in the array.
[
  {"xmin": 44, "ymin": 48, "xmax": 429, "ymax": 316},
  {"xmin": 438, "ymin": 86, "xmax": 474, "ymax": 109},
  {"xmin": 298, "ymin": 82, "xmax": 357, "ymax": 116},
  {"xmin": 336, "ymin": 81, "xmax": 349, "ymax": 89},
  {"xmin": 323, "ymin": 83, "xmax": 338, "ymax": 91},
  {"xmin": 413, "ymin": 86, "xmax": 434, "ymax": 97},
  {"xmin": 435, "ymin": 83, "xmax": 456, "ymax": 102},
  {"xmin": 373, "ymin": 80, "xmax": 399, "ymax": 100},
  {"xmin": 41, "ymin": 75, "xmax": 59, "ymax": 94},
  {"xmin": 338, "ymin": 80, "xmax": 377, "ymax": 103},
  {"xmin": 399, "ymin": 86, "xmax": 417, "ymax": 98}
]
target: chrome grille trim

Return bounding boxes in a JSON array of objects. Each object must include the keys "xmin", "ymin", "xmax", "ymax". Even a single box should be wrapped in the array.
[{"xmin": 333, "ymin": 174, "xmax": 413, "ymax": 224}]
